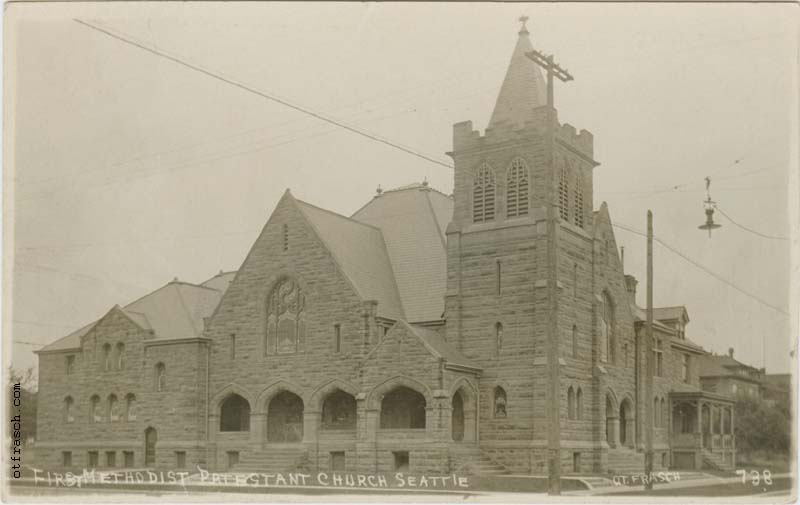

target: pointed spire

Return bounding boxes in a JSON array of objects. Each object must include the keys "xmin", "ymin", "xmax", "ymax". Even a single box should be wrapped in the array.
[{"xmin": 487, "ymin": 18, "xmax": 548, "ymax": 130}]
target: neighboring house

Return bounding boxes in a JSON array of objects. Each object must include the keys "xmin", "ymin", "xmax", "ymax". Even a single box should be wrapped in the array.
[
  {"xmin": 698, "ymin": 350, "xmax": 764, "ymax": 400},
  {"xmin": 762, "ymin": 374, "xmax": 791, "ymax": 408},
  {"xmin": 35, "ymin": 22, "xmax": 736, "ymax": 476}
]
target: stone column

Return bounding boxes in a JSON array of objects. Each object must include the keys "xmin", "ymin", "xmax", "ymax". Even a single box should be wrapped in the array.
[
  {"xmin": 464, "ymin": 406, "xmax": 477, "ymax": 443},
  {"xmin": 251, "ymin": 413, "xmax": 266, "ymax": 444},
  {"xmin": 303, "ymin": 410, "xmax": 320, "ymax": 444},
  {"xmin": 607, "ymin": 416, "xmax": 620, "ymax": 448}
]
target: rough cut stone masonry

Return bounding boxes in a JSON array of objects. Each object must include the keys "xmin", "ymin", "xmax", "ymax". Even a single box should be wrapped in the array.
[{"xmin": 35, "ymin": 23, "xmax": 736, "ymax": 477}]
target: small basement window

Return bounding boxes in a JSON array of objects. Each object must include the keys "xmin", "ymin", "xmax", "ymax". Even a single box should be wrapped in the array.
[
  {"xmin": 330, "ymin": 451, "xmax": 345, "ymax": 471},
  {"xmin": 393, "ymin": 451, "xmax": 409, "ymax": 472}
]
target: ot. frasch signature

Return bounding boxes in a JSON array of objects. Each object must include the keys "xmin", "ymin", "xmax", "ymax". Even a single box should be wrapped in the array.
[
  {"xmin": 611, "ymin": 471, "xmax": 681, "ymax": 486},
  {"xmin": 30, "ymin": 467, "xmax": 470, "ymax": 489}
]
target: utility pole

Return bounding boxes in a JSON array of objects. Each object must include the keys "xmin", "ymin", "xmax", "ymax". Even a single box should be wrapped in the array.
[
  {"xmin": 526, "ymin": 31, "xmax": 573, "ymax": 497},
  {"xmin": 644, "ymin": 210, "xmax": 654, "ymax": 490}
]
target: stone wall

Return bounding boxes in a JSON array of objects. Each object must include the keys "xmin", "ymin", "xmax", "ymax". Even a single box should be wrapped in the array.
[{"xmin": 35, "ymin": 307, "xmax": 207, "ymax": 469}]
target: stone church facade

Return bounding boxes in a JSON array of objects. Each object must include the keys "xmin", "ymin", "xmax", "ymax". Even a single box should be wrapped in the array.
[{"xmin": 35, "ymin": 23, "xmax": 736, "ymax": 476}]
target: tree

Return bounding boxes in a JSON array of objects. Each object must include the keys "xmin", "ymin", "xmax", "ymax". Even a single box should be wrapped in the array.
[
  {"xmin": 7, "ymin": 367, "xmax": 38, "ymax": 443},
  {"xmin": 734, "ymin": 396, "xmax": 790, "ymax": 460}
]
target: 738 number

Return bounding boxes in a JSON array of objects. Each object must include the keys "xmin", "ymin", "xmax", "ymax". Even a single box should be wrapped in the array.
[{"xmin": 736, "ymin": 469, "xmax": 773, "ymax": 486}]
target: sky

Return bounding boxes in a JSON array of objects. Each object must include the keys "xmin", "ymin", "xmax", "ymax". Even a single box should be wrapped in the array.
[{"xmin": 4, "ymin": 2, "xmax": 797, "ymax": 377}]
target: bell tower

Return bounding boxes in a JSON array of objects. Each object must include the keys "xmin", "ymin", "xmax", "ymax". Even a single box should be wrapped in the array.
[{"xmin": 443, "ymin": 19, "xmax": 600, "ymax": 472}]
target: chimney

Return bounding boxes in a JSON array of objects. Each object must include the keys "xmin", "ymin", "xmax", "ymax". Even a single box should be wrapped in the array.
[
  {"xmin": 624, "ymin": 275, "xmax": 638, "ymax": 302},
  {"xmin": 728, "ymin": 347, "xmax": 734, "ymax": 358}
]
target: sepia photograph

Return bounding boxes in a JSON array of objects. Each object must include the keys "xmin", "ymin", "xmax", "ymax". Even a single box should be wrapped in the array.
[{"xmin": 2, "ymin": 2, "xmax": 797, "ymax": 502}]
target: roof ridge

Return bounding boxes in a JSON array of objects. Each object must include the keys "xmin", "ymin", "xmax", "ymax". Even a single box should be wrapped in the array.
[
  {"xmin": 296, "ymin": 198, "xmax": 383, "ymax": 233},
  {"xmin": 170, "ymin": 282, "xmax": 204, "ymax": 336},
  {"xmin": 422, "ymin": 190, "xmax": 447, "ymax": 250}
]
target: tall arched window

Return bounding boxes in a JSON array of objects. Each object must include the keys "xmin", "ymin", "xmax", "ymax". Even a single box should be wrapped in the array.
[
  {"xmin": 558, "ymin": 162, "xmax": 569, "ymax": 221},
  {"xmin": 473, "ymin": 164, "xmax": 496, "ymax": 223},
  {"xmin": 90, "ymin": 395, "xmax": 101, "ymax": 423},
  {"xmin": 567, "ymin": 387, "xmax": 576, "ymax": 420},
  {"xmin": 116, "ymin": 343, "xmax": 125, "ymax": 371},
  {"xmin": 576, "ymin": 388, "xmax": 584, "ymax": 420},
  {"xmin": 506, "ymin": 158, "xmax": 529, "ymax": 218},
  {"xmin": 154, "ymin": 363, "xmax": 166, "ymax": 392},
  {"xmin": 126, "ymin": 394, "xmax": 137, "ymax": 421},
  {"xmin": 493, "ymin": 386, "xmax": 507, "ymax": 418},
  {"xmin": 495, "ymin": 322, "xmax": 503, "ymax": 356},
  {"xmin": 661, "ymin": 398, "xmax": 667, "ymax": 428},
  {"xmin": 64, "ymin": 396, "xmax": 75, "ymax": 423},
  {"xmin": 573, "ymin": 173, "xmax": 584, "ymax": 227},
  {"xmin": 102, "ymin": 343, "xmax": 112, "ymax": 371},
  {"xmin": 265, "ymin": 278, "xmax": 306, "ymax": 355},
  {"xmin": 108, "ymin": 394, "xmax": 119, "ymax": 422},
  {"xmin": 601, "ymin": 292, "xmax": 615, "ymax": 363}
]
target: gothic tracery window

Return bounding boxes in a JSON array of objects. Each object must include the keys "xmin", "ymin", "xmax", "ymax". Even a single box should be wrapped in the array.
[
  {"xmin": 266, "ymin": 278, "xmax": 306, "ymax": 355},
  {"xmin": 506, "ymin": 158, "xmax": 529, "ymax": 218},
  {"xmin": 473, "ymin": 164, "xmax": 496, "ymax": 223}
]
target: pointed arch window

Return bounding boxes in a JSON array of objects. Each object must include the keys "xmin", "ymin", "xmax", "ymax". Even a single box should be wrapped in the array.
[
  {"xmin": 102, "ymin": 343, "xmax": 112, "ymax": 372},
  {"xmin": 506, "ymin": 158, "xmax": 529, "ymax": 218},
  {"xmin": 265, "ymin": 278, "xmax": 306, "ymax": 355},
  {"xmin": 116, "ymin": 343, "xmax": 125, "ymax": 371},
  {"xmin": 108, "ymin": 394, "xmax": 119, "ymax": 422},
  {"xmin": 64, "ymin": 396, "xmax": 75, "ymax": 423},
  {"xmin": 154, "ymin": 363, "xmax": 166, "ymax": 392},
  {"xmin": 473, "ymin": 164, "xmax": 496, "ymax": 223},
  {"xmin": 558, "ymin": 162, "xmax": 569, "ymax": 221},
  {"xmin": 90, "ymin": 395, "xmax": 102, "ymax": 423},
  {"xmin": 576, "ymin": 388, "xmax": 584, "ymax": 420},
  {"xmin": 493, "ymin": 386, "xmax": 507, "ymax": 418},
  {"xmin": 125, "ymin": 394, "xmax": 137, "ymax": 421}
]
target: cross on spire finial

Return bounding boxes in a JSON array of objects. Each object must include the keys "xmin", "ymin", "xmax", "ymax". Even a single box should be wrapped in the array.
[{"xmin": 519, "ymin": 15, "xmax": 530, "ymax": 35}]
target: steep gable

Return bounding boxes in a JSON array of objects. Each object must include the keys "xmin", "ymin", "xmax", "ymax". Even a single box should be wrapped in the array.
[{"xmin": 296, "ymin": 199, "xmax": 405, "ymax": 321}]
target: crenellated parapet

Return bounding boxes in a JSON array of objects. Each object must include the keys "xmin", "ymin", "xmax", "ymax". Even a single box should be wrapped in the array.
[{"xmin": 452, "ymin": 106, "xmax": 594, "ymax": 160}]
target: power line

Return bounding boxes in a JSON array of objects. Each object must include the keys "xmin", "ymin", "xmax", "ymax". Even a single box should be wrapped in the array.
[
  {"xmin": 73, "ymin": 19, "xmax": 454, "ymax": 173},
  {"xmin": 715, "ymin": 205, "xmax": 789, "ymax": 241},
  {"xmin": 611, "ymin": 222, "xmax": 789, "ymax": 316}
]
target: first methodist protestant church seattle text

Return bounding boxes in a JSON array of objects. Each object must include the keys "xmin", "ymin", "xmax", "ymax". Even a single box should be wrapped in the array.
[{"xmin": 35, "ymin": 22, "xmax": 737, "ymax": 476}]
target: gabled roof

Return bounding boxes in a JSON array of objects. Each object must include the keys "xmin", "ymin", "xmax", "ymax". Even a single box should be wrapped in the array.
[
  {"xmin": 201, "ymin": 271, "xmax": 236, "ymax": 294},
  {"xmin": 295, "ymin": 199, "xmax": 405, "ymax": 321},
  {"xmin": 653, "ymin": 306, "xmax": 690, "ymax": 324},
  {"xmin": 399, "ymin": 321, "xmax": 481, "ymax": 372},
  {"xmin": 37, "ymin": 279, "xmax": 226, "ymax": 353},
  {"xmin": 352, "ymin": 183, "xmax": 452, "ymax": 322},
  {"xmin": 487, "ymin": 24, "xmax": 547, "ymax": 131}
]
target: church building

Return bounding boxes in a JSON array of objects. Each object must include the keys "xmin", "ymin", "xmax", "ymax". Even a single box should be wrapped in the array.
[{"xmin": 34, "ymin": 21, "xmax": 736, "ymax": 476}]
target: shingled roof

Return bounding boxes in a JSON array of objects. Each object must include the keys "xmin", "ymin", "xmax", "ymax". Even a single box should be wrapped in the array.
[
  {"xmin": 37, "ymin": 280, "xmax": 226, "ymax": 353},
  {"xmin": 296, "ymin": 199, "xmax": 405, "ymax": 321},
  {"xmin": 352, "ymin": 183, "xmax": 452, "ymax": 323},
  {"xmin": 487, "ymin": 22, "xmax": 547, "ymax": 130}
]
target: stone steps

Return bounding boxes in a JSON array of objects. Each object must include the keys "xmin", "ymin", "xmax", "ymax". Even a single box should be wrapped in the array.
[
  {"xmin": 702, "ymin": 451, "xmax": 734, "ymax": 471},
  {"xmin": 607, "ymin": 448, "xmax": 645, "ymax": 475},
  {"xmin": 449, "ymin": 447, "xmax": 509, "ymax": 476},
  {"xmin": 231, "ymin": 447, "xmax": 310, "ymax": 473}
]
